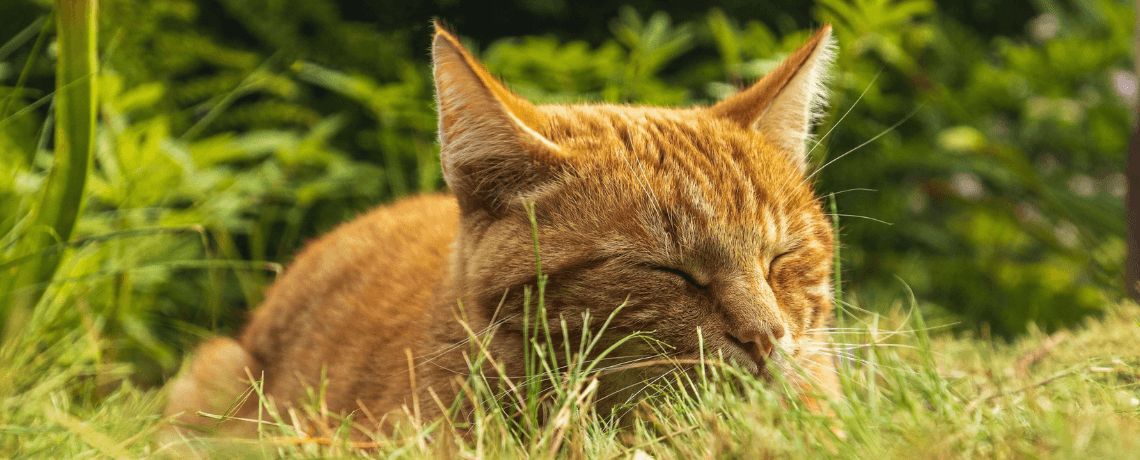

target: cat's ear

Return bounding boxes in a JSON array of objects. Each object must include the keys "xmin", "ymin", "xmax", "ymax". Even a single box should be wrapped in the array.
[
  {"xmin": 707, "ymin": 25, "xmax": 835, "ymax": 170},
  {"xmin": 432, "ymin": 21, "xmax": 563, "ymax": 212}
]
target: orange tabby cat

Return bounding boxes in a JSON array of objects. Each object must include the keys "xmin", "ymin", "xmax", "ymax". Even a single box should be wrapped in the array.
[{"xmin": 164, "ymin": 21, "xmax": 839, "ymax": 438}]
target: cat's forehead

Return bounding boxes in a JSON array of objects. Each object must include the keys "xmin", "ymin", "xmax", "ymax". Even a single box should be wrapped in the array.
[
  {"xmin": 536, "ymin": 104, "xmax": 825, "ymax": 257},
  {"xmin": 538, "ymin": 104, "xmax": 799, "ymax": 176},
  {"xmin": 541, "ymin": 104, "xmax": 814, "ymax": 200},
  {"xmin": 539, "ymin": 104, "xmax": 734, "ymax": 151}
]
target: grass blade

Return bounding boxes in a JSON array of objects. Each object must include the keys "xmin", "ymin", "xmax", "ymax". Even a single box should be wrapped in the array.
[{"xmin": 1, "ymin": 0, "xmax": 98, "ymax": 340}]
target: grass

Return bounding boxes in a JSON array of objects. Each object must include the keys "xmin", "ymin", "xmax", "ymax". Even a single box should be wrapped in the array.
[
  {"xmin": 2, "ymin": 291, "xmax": 1138, "ymax": 458},
  {"xmin": 1, "ymin": 0, "xmax": 97, "ymax": 342}
]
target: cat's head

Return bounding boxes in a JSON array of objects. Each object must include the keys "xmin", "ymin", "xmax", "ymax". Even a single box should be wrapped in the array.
[{"xmin": 433, "ymin": 22, "xmax": 837, "ymax": 394}]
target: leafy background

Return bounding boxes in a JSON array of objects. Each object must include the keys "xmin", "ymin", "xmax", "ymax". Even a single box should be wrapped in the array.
[{"xmin": 0, "ymin": 0, "xmax": 1132, "ymax": 387}]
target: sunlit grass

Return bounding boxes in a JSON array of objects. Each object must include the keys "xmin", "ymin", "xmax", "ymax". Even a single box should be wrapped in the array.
[
  {"xmin": 1, "ymin": 0, "xmax": 98, "ymax": 342},
  {"xmin": 3, "ymin": 292, "xmax": 1138, "ymax": 458}
]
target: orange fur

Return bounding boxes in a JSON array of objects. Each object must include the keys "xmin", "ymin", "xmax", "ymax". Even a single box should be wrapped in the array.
[{"xmin": 163, "ymin": 22, "xmax": 840, "ymax": 439}]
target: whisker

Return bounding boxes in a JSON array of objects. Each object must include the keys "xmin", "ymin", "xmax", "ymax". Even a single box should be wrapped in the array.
[
  {"xmin": 775, "ymin": 70, "xmax": 881, "ymax": 199},
  {"xmin": 823, "ymin": 213, "xmax": 892, "ymax": 225},
  {"xmin": 807, "ymin": 103, "xmax": 924, "ymax": 181},
  {"xmin": 399, "ymin": 314, "xmax": 519, "ymax": 376},
  {"xmin": 807, "ymin": 319, "xmax": 956, "ymax": 337},
  {"xmin": 620, "ymin": 152, "xmax": 662, "ymax": 219},
  {"xmin": 802, "ymin": 342, "xmax": 922, "ymax": 351},
  {"xmin": 811, "ymin": 328, "xmax": 948, "ymax": 346},
  {"xmin": 827, "ymin": 187, "xmax": 878, "ymax": 195},
  {"xmin": 807, "ymin": 349, "xmax": 919, "ymax": 375},
  {"xmin": 476, "ymin": 354, "xmax": 661, "ymax": 409},
  {"xmin": 611, "ymin": 369, "xmax": 681, "ymax": 420},
  {"xmin": 805, "ymin": 69, "xmax": 881, "ymax": 158},
  {"xmin": 800, "ymin": 358, "xmax": 877, "ymax": 392},
  {"xmin": 597, "ymin": 368, "xmax": 677, "ymax": 408}
]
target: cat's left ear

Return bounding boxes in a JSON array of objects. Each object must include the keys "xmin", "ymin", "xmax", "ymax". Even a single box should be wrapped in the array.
[
  {"xmin": 431, "ymin": 21, "xmax": 564, "ymax": 213},
  {"xmin": 707, "ymin": 25, "xmax": 836, "ymax": 170}
]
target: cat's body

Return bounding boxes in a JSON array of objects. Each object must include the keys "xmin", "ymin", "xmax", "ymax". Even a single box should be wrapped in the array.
[{"xmin": 164, "ymin": 23, "xmax": 840, "ymax": 439}]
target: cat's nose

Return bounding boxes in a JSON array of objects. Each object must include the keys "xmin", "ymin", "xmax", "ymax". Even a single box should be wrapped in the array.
[{"xmin": 728, "ymin": 325, "xmax": 785, "ymax": 368}]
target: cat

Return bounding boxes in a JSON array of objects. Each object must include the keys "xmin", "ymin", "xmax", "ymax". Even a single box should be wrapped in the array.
[{"xmin": 163, "ymin": 21, "xmax": 840, "ymax": 440}]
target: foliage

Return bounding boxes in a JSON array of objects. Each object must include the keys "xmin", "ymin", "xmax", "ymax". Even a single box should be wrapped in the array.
[
  {"xmin": 2, "ymin": 0, "xmax": 98, "ymax": 347},
  {"xmin": 810, "ymin": 0, "xmax": 1133, "ymax": 335}
]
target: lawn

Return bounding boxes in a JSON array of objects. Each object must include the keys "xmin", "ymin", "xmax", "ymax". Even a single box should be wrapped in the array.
[{"xmin": 4, "ymin": 300, "xmax": 1137, "ymax": 458}]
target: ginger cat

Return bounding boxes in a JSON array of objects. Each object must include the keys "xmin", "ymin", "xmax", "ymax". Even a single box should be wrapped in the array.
[{"xmin": 164, "ymin": 22, "xmax": 839, "ymax": 439}]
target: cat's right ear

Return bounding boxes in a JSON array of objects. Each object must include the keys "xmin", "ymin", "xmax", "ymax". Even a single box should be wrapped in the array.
[
  {"xmin": 707, "ymin": 25, "xmax": 835, "ymax": 171},
  {"xmin": 432, "ymin": 21, "xmax": 563, "ymax": 213}
]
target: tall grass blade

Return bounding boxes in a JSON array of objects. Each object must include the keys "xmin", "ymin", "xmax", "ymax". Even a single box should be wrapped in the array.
[
  {"xmin": 1, "ymin": 0, "xmax": 98, "ymax": 340},
  {"xmin": 830, "ymin": 193, "xmax": 844, "ymax": 325}
]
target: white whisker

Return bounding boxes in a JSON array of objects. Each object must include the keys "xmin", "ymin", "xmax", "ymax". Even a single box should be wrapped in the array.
[
  {"xmin": 807, "ymin": 104, "xmax": 924, "ymax": 181},
  {"xmin": 805, "ymin": 69, "xmax": 881, "ymax": 158},
  {"xmin": 620, "ymin": 152, "xmax": 662, "ymax": 218},
  {"xmin": 823, "ymin": 213, "xmax": 892, "ymax": 225},
  {"xmin": 775, "ymin": 70, "xmax": 880, "ymax": 198}
]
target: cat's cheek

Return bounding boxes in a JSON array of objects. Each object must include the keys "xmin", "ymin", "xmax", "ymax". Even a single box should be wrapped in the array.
[
  {"xmin": 540, "ymin": 269, "xmax": 686, "ymax": 333},
  {"xmin": 796, "ymin": 351, "xmax": 842, "ymax": 411}
]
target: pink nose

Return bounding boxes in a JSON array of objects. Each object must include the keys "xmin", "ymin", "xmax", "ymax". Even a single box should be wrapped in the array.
[{"xmin": 728, "ymin": 325, "xmax": 785, "ymax": 368}]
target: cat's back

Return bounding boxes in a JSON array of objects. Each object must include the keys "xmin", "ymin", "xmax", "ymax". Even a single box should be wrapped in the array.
[{"xmin": 239, "ymin": 193, "xmax": 459, "ymax": 408}]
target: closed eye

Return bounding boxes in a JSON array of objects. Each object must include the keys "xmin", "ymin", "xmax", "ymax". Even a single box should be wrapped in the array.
[
  {"xmin": 651, "ymin": 266, "xmax": 708, "ymax": 290},
  {"xmin": 768, "ymin": 250, "xmax": 796, "ymax": 277},
  {"xmin": 771, "ymin": 251, "xmax": 794, "ymax": 266}
]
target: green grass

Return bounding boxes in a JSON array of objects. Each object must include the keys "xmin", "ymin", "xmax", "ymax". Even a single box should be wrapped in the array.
[
  {"xmin": 3, "ymin": 295, "xmax": 1138, "ymax": 458},
  {"xmin": 1, "ymin": 0, "xmax": 97, "ymax": 342}
]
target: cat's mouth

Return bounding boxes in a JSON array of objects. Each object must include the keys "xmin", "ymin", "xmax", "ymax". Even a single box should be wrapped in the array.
[{"xmin": 724, "ymin": 334, "xmax": 770, "ymax": 377}]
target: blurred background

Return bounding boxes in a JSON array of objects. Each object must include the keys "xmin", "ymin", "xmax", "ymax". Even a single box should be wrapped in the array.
[{"xmin": 0, "ymin": 0, "xmax": 1133, "ymax": 387}]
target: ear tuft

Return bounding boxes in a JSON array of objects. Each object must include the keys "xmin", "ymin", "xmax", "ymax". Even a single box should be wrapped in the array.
[
  {"xmin": 707, "ymin": 25, "xmax": 836, "ymax": 170},
  {"xmin": 432, "ymin": 22, "xmax": 562, "ymax": 212}
]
